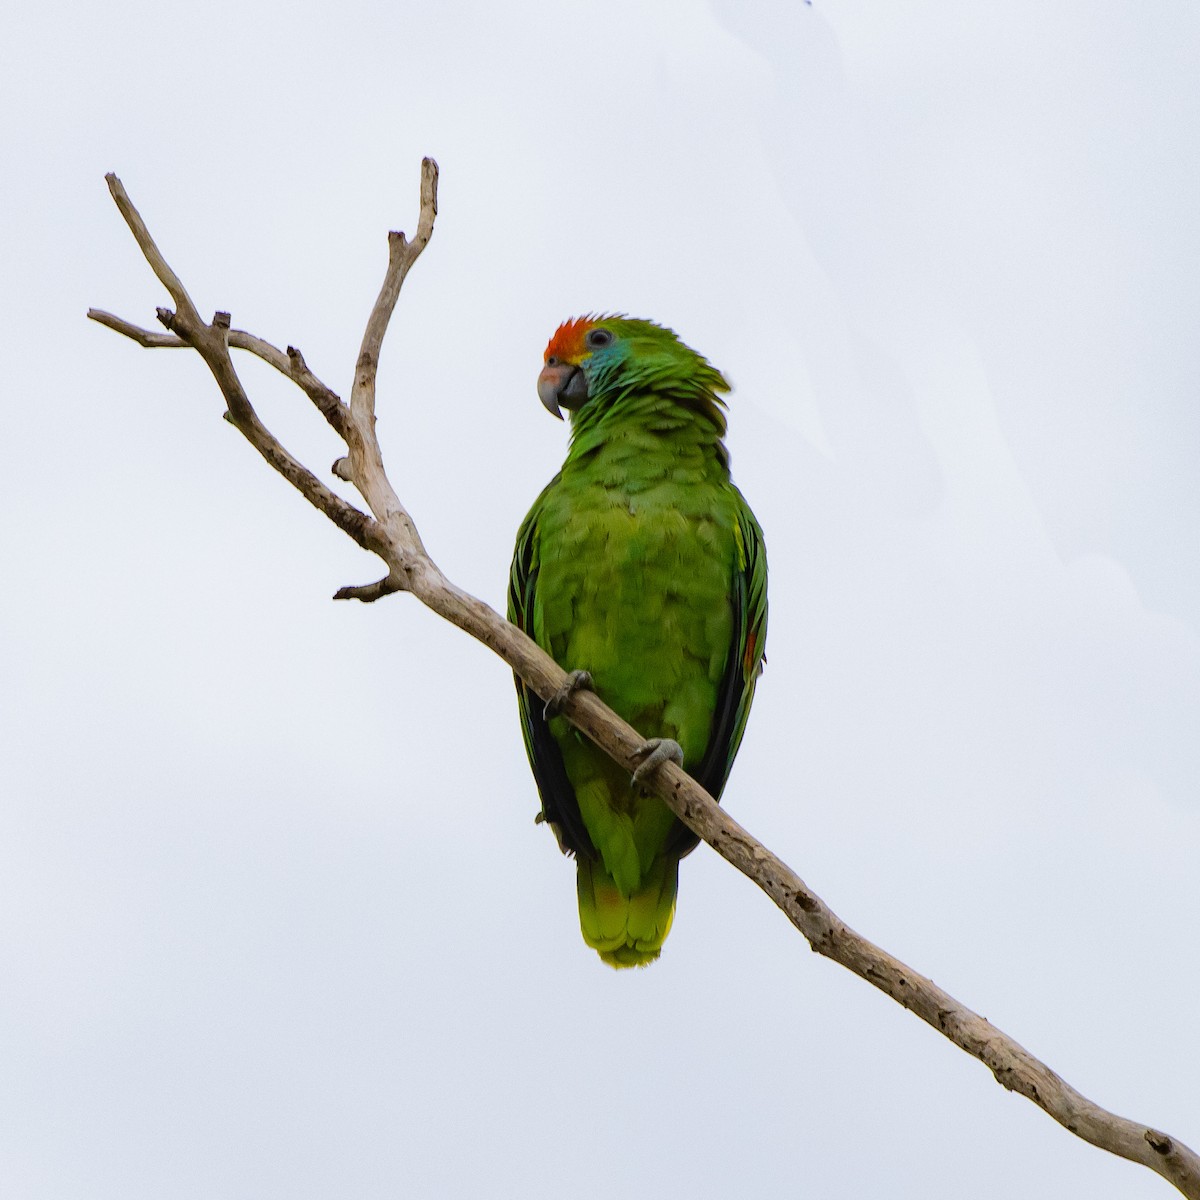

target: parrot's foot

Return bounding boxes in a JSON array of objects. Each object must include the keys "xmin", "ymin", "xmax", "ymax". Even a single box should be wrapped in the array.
[
  {"xmin": 543, "ymin": 669, "xmax": 594, "ymax": 720},
  {"xmin": 631, "ymin": 737, "xmax": 684, "ymax": 788}
]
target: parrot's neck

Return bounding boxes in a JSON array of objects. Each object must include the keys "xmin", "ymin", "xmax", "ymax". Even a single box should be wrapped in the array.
[{"xmin": 565, "ymin": 388, "xmax": 730, "ymax": 475}]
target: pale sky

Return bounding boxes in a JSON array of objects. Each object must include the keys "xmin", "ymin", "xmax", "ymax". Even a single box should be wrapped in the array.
[{"xmin": 2, "ymin": 2, "xmax": 1198, "ymax": 1197}]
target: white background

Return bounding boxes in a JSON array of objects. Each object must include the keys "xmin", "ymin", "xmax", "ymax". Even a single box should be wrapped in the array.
[{"xmin": 2, "ymin": 2, "xmax": 1197, "ymax": 1197}]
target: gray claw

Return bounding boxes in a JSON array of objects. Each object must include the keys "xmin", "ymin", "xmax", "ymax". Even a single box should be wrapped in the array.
[
  {"xmin": 631, "ymin": 737, "xmax": 684, "ymax": 788},
  {"xmin": 543, "ymin": 669, "xmax": 594, "ymax": 720}
]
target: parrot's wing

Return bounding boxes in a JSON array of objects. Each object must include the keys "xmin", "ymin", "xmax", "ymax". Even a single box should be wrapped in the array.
[
  {"xmin": 508, "ymin": 480, "xmax": 597, "ymax": 860},
  {"xmin": 668, "ymin": 488, "xmax": 768, "ymax": 856}
]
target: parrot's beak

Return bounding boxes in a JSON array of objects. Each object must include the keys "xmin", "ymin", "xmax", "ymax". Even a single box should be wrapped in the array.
[{"xmin": 538, "ymin": 362, "xmax": 589, "ymax": 419}]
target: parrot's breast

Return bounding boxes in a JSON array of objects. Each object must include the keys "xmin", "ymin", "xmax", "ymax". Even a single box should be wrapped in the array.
[{"xmin": 534, "ymin": 443, "xmax": 737, "ymax": 765}]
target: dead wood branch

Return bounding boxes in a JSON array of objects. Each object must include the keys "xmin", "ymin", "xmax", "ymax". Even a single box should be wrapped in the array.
[{"xmin": 89, "ymin": 164, "xmax": 1200, "ymax": 1199}]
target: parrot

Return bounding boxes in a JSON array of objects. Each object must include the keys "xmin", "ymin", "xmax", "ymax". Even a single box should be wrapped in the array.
[{"xmin": 508, "ymin": 315, "xmax": 767, "ymax": 968}]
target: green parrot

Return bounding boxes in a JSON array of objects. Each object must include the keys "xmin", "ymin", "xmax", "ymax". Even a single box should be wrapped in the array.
[{"xmin": 508, "ymin": 316, "xmax": 767, "ymax": 968}]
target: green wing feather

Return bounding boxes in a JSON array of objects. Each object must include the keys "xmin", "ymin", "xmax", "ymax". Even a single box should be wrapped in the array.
[
  {"xmin": 667, "ymin": 488, "xmax": 767, "ymax": 857},
  {"xmin": 508, "ymin": 478, "xmax": 597, "ymax": 861}
]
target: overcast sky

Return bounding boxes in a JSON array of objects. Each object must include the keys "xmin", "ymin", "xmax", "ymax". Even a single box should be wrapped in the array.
[{"xmin": 2, "ymin": 1, "xmax": 1198, "ymax": 1197}]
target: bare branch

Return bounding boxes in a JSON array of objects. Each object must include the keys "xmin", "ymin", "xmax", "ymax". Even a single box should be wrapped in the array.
[
  {"xmin": 352, "ymin": 156, "xmax": 439, "ymax": 425},
  {"xmin": 89, "ymin": 307, "xmax": 349, "ymax": 436},
  {"xmin": 92, "ymin": 165, "xmax": 1200, "ymax": 1200},
  {"xmin": 100, "ymin": 175, "xmax": 381, "ymax": 557},
  {"xmin": 285, "ymin": 345, "xmax": 348, "ymax": 435},
  {"xmin": 88, "ymin": 308, "xmax": 185, "ymax": 346},
  {"xmin": 335, "ymin": 158, "xmax": 440, "ymax": 579},
  {"xmin": 105, "ymin": 173, "xmax": 203, "ymax": 326},
  {"xmin": 333, "ymin": 574, "xmax": 405, "ymax": 603}
]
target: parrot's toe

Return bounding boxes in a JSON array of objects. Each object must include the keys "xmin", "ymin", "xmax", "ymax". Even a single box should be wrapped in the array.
[
  {"xmin": 543, "ymin": 669, "xmax": 594, "ymax": 719},
  {"xmin": 631, "ymin": 737, "xmax": 684, "ymax": 788}
]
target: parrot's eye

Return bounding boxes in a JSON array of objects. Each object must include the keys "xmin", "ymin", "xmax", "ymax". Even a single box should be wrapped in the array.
[
  {"xmin": 546, "ymin": 355, "xmax": 559, "ymax": 366},
  {"xmin": 585, "ymin": 329, "xmax": 613, "ymax": 349}
]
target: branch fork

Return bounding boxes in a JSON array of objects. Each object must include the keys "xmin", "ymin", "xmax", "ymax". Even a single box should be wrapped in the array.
[{"xmin": 89, "ymin": 164, "xmax": 1200, "ymax": 1199}]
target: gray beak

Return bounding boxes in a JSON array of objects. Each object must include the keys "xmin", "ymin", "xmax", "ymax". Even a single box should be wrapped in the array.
[{"xmin": 537, "ymin": 362, "xmax": 590, "ymax": 419}]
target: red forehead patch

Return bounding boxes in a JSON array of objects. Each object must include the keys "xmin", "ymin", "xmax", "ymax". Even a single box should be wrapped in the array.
[{"xmin": 544, "ymin": 316, "xmax": 595, "ymax": 363}]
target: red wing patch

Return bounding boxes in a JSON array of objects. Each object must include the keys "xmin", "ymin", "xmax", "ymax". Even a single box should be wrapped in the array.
[{"xmin": 742, "ymin": 630, "xmax": 758, "ymax": 677}]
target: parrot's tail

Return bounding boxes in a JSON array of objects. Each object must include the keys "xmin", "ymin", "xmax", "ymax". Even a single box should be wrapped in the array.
[{"xmin": 575, "ymin": 855, "xmax": 679, "ymax": 968}]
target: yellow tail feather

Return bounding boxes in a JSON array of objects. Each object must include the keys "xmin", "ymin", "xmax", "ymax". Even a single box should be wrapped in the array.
[{"xmin": 575, "ymin": 855, "xmax": 679, "ymax": 968}]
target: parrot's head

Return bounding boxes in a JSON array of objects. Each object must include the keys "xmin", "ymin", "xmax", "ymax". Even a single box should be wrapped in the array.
[
  {"xmin": 537, "ymin": 315, "xmax": 728, "ymax": 422},
  {"xmin": 537, "ymin": 315, "xmax": 610, "ymax": 419}
]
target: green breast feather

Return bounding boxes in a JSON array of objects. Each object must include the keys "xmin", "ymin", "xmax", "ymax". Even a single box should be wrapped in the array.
[{"xmin": 509, "ymin": 316, "xmax": 767, "ymax": 968}]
